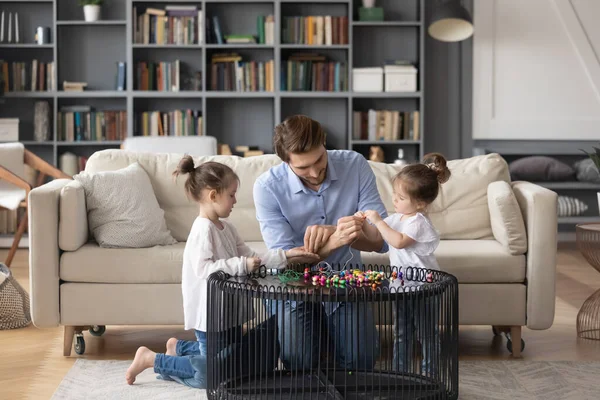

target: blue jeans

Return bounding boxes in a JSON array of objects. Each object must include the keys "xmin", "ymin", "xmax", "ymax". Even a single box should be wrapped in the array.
[
  {"xmin": 155, "ymin": 320, "xmax": 278, "ymax": 389},
  {"xmin": 393, "ymin": 295, "xmax": 440, "ymax": 375},
  {"xmin": 268, "ymin": 300, "xmax": 380, "ymax": 371},
  {"xmin": 154, "ymin": 330, "xmax": 209, "ymax": 388}
]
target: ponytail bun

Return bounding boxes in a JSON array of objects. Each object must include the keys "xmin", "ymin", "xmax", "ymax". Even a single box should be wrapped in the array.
[
  {"xmin": 173, "ymin": 155, "xmax": 196, "ymax": 178},
  {"xmin": 423, "ymin": 152, "xmax": 451, "ymax": 184}
]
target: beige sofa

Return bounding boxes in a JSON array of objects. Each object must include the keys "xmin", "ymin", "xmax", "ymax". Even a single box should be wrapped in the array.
[{"xmin": 28, "ymin": 150, "xmax": 557, "ymax": 357}]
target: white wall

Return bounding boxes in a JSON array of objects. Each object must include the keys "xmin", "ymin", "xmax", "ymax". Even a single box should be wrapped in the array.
[{"xmin": 473, "ymin": 0, "xmax": 600, "ymax": 140}]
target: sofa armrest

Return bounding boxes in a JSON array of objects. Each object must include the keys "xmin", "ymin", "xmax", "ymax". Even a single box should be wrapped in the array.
[
  {"xmin": 28, "ymin": 179, "xmax": 72, "ymax": 328},
  {"xmin": 511, "ymin": 181, "xmax": 558, "ymax": 330},
  {"xmin": 59, "ymin": 180, "xmax": 88, "ymax": 251}
]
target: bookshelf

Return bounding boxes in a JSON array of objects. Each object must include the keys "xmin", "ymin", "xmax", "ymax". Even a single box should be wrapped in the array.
[{"xmin": 0, "ymin": 0, "xmax": 425, "ymax": 169}]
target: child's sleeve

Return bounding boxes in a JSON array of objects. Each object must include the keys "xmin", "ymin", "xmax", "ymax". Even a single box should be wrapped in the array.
[
  {"xmin": 229, "ymin": 221, "xmax": 287, "ymax": 269},
  {"xmin": 192, "ymin": 228, "xmax": 247, "ymax": 278},
  {"xmin": 403, "ymin": 214, "xmax": 439, "ymax": 244}
]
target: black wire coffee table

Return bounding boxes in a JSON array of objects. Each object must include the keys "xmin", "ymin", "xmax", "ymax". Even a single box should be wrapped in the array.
[{"xmin": 206, "ymin": 264, "xmax": 458, "ymax": 399}]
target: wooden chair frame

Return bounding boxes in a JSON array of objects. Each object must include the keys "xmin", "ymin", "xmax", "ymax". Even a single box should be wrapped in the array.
[{"xmin": 0, "ymin": 149, "xmax": 71, "ymax": 267}]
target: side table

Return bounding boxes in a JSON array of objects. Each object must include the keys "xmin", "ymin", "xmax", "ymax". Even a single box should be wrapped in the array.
[{"xmin": 576, "ymin": 223, "xmax": 600, "ymax": 340}]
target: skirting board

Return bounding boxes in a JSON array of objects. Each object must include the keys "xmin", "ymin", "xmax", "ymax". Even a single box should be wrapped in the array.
[{"xmin": 0, "ymin": 234, "xmax": 29, "ymax": 249}]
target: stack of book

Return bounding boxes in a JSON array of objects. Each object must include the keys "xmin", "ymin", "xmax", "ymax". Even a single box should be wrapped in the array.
[
  {"xmin": 210, "ymin": 53, "xmax": 274, "ymax": 92},
  {"xmin": 135, "ymin": 60, "xmax": 181, "ymax": 91},
  {"xmin": 0, "ymin": 60, "xmax": 56, "ymax": 92},
  {"xmin": 135, "ymin": 109, "xmax": 202, "ymax": 137},
  {"xmin": 282, "ymin": 16, "xmax": 348, "ymax": 45},
  {"xmin": 133, "ymin": 5, "xmax": 203, "ymax": 45},
  {"xmin": 282, "ymin": 53, "xmax": 347, "ymax": 91},
  {"xmin": 57, "ymin": 106, "xmax": 127, "ymax": 142},
  {"xmin": 352, "ymin": 110, "xmax": 420, "ymax": 141}
]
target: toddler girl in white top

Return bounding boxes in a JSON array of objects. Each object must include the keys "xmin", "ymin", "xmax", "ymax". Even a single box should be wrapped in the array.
[
  {"xmin": 126, "ymin": 156, "xmax": 317, "ymax": 388},
  {"xmin": 358, "ymin": 152, "xmax": 451, "ymax": 375}
]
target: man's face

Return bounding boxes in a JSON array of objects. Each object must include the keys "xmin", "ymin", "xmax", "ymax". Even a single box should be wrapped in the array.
[{"xmin": 287, "ymin": 146, "xmax": 328, "ymax": 188}]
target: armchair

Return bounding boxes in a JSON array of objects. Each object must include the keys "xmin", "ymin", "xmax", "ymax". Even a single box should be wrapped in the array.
[{"xmin": 0, "ymin": 143, "xmax": 71, "ymax": 267}]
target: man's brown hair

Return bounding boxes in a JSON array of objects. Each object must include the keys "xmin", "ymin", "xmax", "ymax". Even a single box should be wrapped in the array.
[{"xmin": 273, "ymin": 115, "xmax": 326, "ymax": 162}]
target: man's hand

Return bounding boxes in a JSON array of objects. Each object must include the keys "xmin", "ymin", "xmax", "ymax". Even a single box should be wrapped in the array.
[
  {"xmin": 304, "ymin": 225, "xmax": 336, "ymax": 253},
  {"xmin": 364, "ymin": 210, "xmax": 383, "ymax": 225},
  {"xmin": 245, "ymin": 257, "xmax": 261, "ymax": 273},
  {"xmin": 285, "ymin": 246, "xmax": 321, "ymax": 264},
  {"xmin": 333, "ymin": 215, "xmax": 365, "ymax": 247}
]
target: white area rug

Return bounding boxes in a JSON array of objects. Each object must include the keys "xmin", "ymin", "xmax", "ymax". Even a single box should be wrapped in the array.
[{"xmin": 52, "ymin": 359, "xmax": 600, "ymax": 399}]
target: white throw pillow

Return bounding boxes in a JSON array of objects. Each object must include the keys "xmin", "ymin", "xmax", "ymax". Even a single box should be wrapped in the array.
[
  {"xmin": 74, "ymin": 162, "xmax": 177, "ymax": 248},
  {"xmin": 487, "ymin": 181, "xmax": 528, "ymax": 255}
]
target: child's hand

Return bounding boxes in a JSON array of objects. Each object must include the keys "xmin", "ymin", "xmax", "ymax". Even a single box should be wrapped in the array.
[
  {"xmin": 246, "ymin": 257, "xmax": 261, "ymax": 273},
  {"xmin": 364, "ymin": 210, "xmax": 383, "ymax": 224},
  {"xmin": 285, "ymin": 247, "xmax": 320, "ymax": 261},
  {"xmin": 354, "ymin": 211, "xmax": 366, "ymax": 219}
]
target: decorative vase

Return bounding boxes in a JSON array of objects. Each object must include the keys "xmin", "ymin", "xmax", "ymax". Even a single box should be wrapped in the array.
[
  {"xmin": 362, "ymin": 0, "xmax": 376, "ymax": 8},
  {"xmin": 33, "ymin": 101, "xmax": 51, "ymax": 142},
  {"xmin": 83, "ymin": 5, "xmax": 101, "ymax": 22}
]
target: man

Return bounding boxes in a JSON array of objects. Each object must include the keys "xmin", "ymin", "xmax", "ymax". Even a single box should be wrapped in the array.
[{"xmin": 253, "ymin": 115, "xmax": 388, "ymax": 371}]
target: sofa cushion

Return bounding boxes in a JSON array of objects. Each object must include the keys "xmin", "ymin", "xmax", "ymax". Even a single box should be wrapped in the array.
[
  {"xmin": 360, "ymin": 240, "xmax": 525, "ymax": 284},
  {"xmin": 487, "ymin": 181, "xmax": 527, "ymax": 255},
  {"xmin": 60, "ymin": 240, "xmax": 525, "ymax": 284},
  {"xmin": 85, "ymin": 150, "xmax": 283, "ymax": 242},
  {"xmin": 509, "ymin": 156, "xmax": 575, "ymax": 181},
  {"xmin": 60, "ymin": 242, "xmax": 186, "ymax": 283},
  {"xmin": 370, "ymin": 153, "xmax": 510, "ymax": 239}
]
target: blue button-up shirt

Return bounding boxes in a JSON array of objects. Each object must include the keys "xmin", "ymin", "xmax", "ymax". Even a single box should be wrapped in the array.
[{"xmin": 253, "ymin": 150, "xmax": 388, "ymax": 266}]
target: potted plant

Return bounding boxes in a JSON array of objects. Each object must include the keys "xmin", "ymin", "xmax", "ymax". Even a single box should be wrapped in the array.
[
  {"xmin": 581, "ymin": 144, "xmax": 600, "ymax": 213},
  {"xmin": 80, "ymin": 0, "xmax": 103, "ymax": 22}
]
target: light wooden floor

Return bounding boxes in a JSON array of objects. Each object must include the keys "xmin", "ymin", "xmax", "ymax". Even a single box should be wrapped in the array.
[{"xmin": 2, "ymin": 246, "xmax": 600, "ymax": 399}]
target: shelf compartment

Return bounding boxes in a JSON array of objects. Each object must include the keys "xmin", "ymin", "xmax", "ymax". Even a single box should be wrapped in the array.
[
  {"xmin": 0, "ymin": 97, "xmax": 54, "ymax": 142},
  {"xmin": 353, "ymin": 26, "xmax": 419, "ymax": 69},
  {"xmin": 58, "ymin": 1, "xmax": 125, "ymax": 22},
  {"xmin": 281, "ymin": 97, "xmax": 347, "ymax": 151},
  {"xmin": 352, "ymin": 142, "xmax": 420, "ymax": 164},
  {"xmin": 0, "ymin": 2, "xmax": 54, "ymax": 46},
  {"xmin": 281, "ymin": 3, "xmax": 348, "ymax": 46},
  {"xmin": 352, "ymin": 0, "xmax": 420, "ymax": 22},
  {"xmin": 207, "ymin": 97, "xmax": 274, "ymax": 152},
  {"xmin": 351, "ymin": 140, "xmax": 421, "ymax": 145},
  {"xmin": 207, "ymin": 48, "xmax": 274, "ymax": 92},
  {"xmin": 133, "ymin": 97, "xmax": 203, "ymax": 137},
  {"xmin": 134, "ymin": 49, "xmax": 203, "ymax": 92},
  {"xmin": 206, "ymin": 1, "xmax": 274, "ymax": 45},
  {"xmin": 281, "ymin": 48, "xmax": 348, "ymax": 92},
  {"xmin": 58, "ymin": 25, "xmax": 126, "ymax": 91}
]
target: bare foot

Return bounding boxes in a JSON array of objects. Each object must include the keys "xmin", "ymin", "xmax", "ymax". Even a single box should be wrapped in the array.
[
  {"xmin": 125, "ymin": 346, "xmax": 156, "ymax": 385},
  {"xmin": 166, "ymin": 337, "xmax": 178, "ymax": 356}
]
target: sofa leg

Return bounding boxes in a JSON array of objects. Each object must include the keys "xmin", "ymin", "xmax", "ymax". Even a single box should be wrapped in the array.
[
  {"xmin": 510, "ymin": 326, "xmax": 522, "ymax": 358},
  {"xmin": 64, "ymin": 326, "xmax": 75, "ymax": 356}
]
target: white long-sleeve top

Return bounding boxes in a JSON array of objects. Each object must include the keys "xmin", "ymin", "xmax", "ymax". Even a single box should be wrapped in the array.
[{"xmin": 182, "ymin": 217, "xmax": 286, "ymax": 332}]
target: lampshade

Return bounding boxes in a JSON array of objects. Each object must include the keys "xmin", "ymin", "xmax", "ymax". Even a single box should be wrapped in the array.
[{"xmin": 428, "ymin": 0, "xmax": 474, "ymax": 42}]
